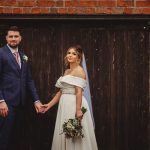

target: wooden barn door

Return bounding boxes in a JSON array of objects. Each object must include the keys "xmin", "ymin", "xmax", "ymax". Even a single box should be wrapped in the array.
[
  {"xmin": 0, "ymin": 18, "xmax": 149, "ymax": 150},
  {"xmin": 59, "ymin": 21, "xmax": 150, "ymax": 150}
]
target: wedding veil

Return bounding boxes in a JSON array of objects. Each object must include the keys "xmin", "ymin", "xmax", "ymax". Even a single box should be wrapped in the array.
[{"xmin": 82, "ymin": 54, "xmax": 95, "ymax": 127}]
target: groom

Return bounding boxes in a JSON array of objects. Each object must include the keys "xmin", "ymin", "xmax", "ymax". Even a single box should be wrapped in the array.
[{"xmin": 0, "ymin": 26, "xmax": 44, "ymax": 150}]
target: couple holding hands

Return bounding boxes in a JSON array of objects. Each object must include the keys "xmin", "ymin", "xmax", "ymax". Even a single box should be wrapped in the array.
[{"xmin": 0, "ymin": 26, "xmax": 98, "ymax": 150}]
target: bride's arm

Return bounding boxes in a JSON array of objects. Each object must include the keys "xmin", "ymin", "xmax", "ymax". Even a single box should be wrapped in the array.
[
  {"xmin": 75, "ymin": 86, "xmax": 83, "ymax": 119},
  {"xmin": 44, "ymin": 90, "xmax": 62, "ymax": 112}
]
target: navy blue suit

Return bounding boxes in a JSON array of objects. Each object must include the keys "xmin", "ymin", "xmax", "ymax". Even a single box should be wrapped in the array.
[{"xmin": 0, "ymin": 45, "xmax": 40, "ymax": 150}]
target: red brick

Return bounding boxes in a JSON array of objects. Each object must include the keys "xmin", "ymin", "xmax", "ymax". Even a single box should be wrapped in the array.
[
  {"xmin": 65, "ymin": 1, "xmax": 79, "ymax": 7},
  {"xmin": 105, "ymin": 8, "xmax": 114, "ymax": 14},
  {"xmin": 40, "ymin": 8, "xmax": 49, "ymax": 13},
  {"xmin": 16, "ymin": 0, "xmax": 28, "ymax": 1},
  {"xmin": 0, "ymin": 0, "xmax": 17, "ymax": 6},
  {"xmin": 67, "ymin": 8, "xmax": 78, "ymax": 14},
  {"xmin": 0, "ymin": 7, "xmax": 4, "ymax": 13},
  {"xmin": 132, "ymin": 8, "xmax": 143, "ymax": 14},
  {"xmin": 13, "ymin": 7, "xmax": 23, "ymax": 13},
  {"xmin": 79, "ymin": 1, "xmax": 98, "ymax": 7},
  {"xmin": 18, "ymin": 1, "xmax": 37, "ymax": 7},
  {"xmin": 112, "ymin": 7, "xmax": 124, "ymax": 14},
  {"xmin": 59, "ymin": 7, "xmax": 94, "ymax": 15},
  {"xmin": 136, "ymin": 1, "xmax": 150, "ymax": 7},
  {"xmin": 95, "ymin": 7, "xmax": 113, "ymax": 14},
  {"xmin": 84, "ymin": 8, "xmax": 96, "ymax": 14},
  {"xmin": 141, "ymin": 8, "xmax": 150, "ymax": 14},
  {"xmin": 117, "ymin": 0, "xmax": 134, "ymax": 1},
  {"xmin": 95, "ymin": 8, "xmax": 106, "ymax": 14},
  {"xmin": 31, "ymin": 8, "xmax": 41, "ymax": 14},
  {"xmin": 0, "ymin": 1, "xmax": 4, "ymax": 6},
  {"xmin": 79, "ymin": 0, "xmax": 98, "ymax": 1},
  {"xmin": 50, "ymin": 8, "xmax": 58, "ymax": 14},
  {"xmin": 0, "ymin": 0, "xmax": 149, "ymax": 15},
  {"xmin": 133, "ymin": 7, "xmax": 150, "ymax": 14},
  {"xmin": 98, "ymin": 1, "xmax": 116, "ymax": 7},
  {"xmin": 37, "ymin": 1, "xmax": 64, "ymax": 7},
  {"xmin": 75, "ymin": 8, "xmax": 86, "ymax": 14},
  {"xmin": 22, "ymin": 7, "xmax": 32, "ymax": 14},
  {"xmin": 37, "ymin": 1, "xmax": 55, "ymax": 7},
  {"xmin": 55, "ymin": 1, "xmax": 64, "ymax": 7},
  {"xmin": 64, "ymin": 7, "xmax": 95, "ymax": 14},
  {"xmin": 117, "ymin": 0, "xmax": 134, "ymax": 7},
  {"xmin": 123, "ymin": 8, "xmax": 133, "ymax": 14},
  {"xmin": 3, "ymin": 7, "xmax": 13, "ymax": 13},
  {"xmin": 73, "ymin": 7, "xmax": 95, "ymax": 14},
  {"xmin": 58, "ymin": 8, "xmax": 68, "ymax": 14},
  {"xmin": 136, "ymin": 0, "xmax": 150, "ymax": 1},
  {"xmin": 95, "ymin": 7, "xmax": 126, "ymax": 15}
]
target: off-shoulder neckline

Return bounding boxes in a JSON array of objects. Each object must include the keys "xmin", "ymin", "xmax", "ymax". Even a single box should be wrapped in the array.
[{"xmin": 62, "ymin": 75, "xmax": 86, "ymax": 81}]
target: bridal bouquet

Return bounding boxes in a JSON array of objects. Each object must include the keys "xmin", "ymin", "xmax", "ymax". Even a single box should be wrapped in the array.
[{"xmin": 62, "ymin": 107, "xmax": 87, "ymax": 139}]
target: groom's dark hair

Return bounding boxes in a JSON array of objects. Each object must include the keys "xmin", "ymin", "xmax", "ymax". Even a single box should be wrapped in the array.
[{"xmin": 6, "ymin": 26, "xmax": 21, "ymax": 35}]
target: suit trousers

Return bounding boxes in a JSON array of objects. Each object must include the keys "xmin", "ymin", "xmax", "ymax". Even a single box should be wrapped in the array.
[{"xmin": 0, "ymin": 106, "xmax": 21, "ymax": 150}]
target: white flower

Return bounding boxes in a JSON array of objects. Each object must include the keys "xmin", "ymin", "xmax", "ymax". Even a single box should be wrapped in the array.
[
  {"xmin": 66, "ymin": 122, "xmax": 73, "ymax": 129},
  {"xmin": 23, "ymin": 55, "xmax": 28, "ymax": 62}
]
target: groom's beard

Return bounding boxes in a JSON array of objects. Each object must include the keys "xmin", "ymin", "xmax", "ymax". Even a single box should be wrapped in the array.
[{"xmin": 8, "ymin": 44, "xmax": 19, "ymax": 49}]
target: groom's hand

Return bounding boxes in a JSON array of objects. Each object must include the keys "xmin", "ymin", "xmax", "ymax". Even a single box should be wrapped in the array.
[
  {"xmin": 34, "ymin": 101, "xmax": 45, "ymax": 113},
  {"xmin": 0, "ymin": 101, "xmax": 9, "ymax": 117}
]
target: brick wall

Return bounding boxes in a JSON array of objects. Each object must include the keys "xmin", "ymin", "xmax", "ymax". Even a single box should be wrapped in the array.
[{"xmin": 0, "ymin": 0, "xmax": 150, "ymax": 15}]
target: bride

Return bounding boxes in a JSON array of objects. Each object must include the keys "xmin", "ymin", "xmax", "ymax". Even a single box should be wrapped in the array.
[{"xmin": 44, "ymin": 45, "xmax": 98, "ymax": 150}]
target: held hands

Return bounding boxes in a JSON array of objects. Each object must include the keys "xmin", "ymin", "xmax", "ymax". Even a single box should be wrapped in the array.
[
  {"xmin": 34, "ymin": 101, "xmax": 50, "ymax": 114},
  {"xmin": 34, "ymin": 101, "xmax": 46, "ymax": 114},
  {"xmin": 0, "ymin": 101, "xmax": 51, "ymax": 116}
]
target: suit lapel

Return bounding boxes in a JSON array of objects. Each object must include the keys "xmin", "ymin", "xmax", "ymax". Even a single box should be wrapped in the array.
[{"xmin": 4, "ymin": 46, "xmax": 21, "ymax": 73}]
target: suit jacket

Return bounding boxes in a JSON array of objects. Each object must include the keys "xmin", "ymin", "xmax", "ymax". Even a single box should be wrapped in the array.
[{"xmin": 0, "ymin": 45, "xmax": 39, "ymax": 106}]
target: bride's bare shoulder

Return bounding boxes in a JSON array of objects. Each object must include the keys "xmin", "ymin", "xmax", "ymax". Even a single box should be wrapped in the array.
[{"xmin": 73, "ymin": 66, "xmax": 86, "ymax": 79}]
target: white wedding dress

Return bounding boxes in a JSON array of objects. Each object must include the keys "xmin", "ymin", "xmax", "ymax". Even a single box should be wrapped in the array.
[{"xmin": 51, "ymin": 75, "xmax": 98, "ymax": 150}]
